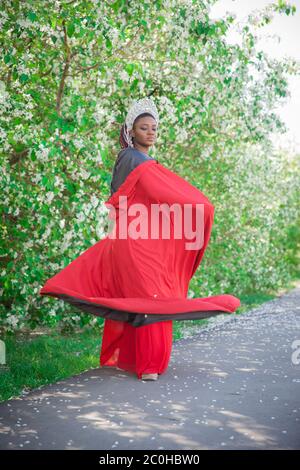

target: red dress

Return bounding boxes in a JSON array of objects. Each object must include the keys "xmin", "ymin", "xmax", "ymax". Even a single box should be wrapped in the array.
[
  {"xmin": 100, "ymin": 319, "xmax": 173, "ymax": 379},
  {"xmin": 40, "ymin": 148, "xmax": 241, "ymax": 379}
]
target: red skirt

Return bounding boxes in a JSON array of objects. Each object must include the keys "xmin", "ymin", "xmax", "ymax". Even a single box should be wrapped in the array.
[{"xmin": 100, "ymin": 319, "xmax": 173, "ymax": 379}]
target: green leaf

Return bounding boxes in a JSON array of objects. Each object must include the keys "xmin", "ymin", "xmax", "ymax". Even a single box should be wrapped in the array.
[
  {"xmin": 125, "ymin": 63, "xmax": 134, "ymax": 76},
  {"xmin": 20, "ymin": 74, "xmax": 29, "ymax": 84},
  {"xmin": 106, "ymin": 38, "xmax": 112, "ymax": 50},
  {"xmin": 27, "ymin": 11, "xmax": 37, "ymax": 22},
  {"xmin": 67, "ymin": 23, "xmax": 75, "ymax": 37}
]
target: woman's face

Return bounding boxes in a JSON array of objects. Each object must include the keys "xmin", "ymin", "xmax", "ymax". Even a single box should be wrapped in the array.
[{"xmin": 130, "ymin": 116, "xmax": 157, "ymax": 147}]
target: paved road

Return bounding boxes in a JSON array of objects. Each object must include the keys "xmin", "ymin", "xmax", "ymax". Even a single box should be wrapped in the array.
[{"xmin": 0, "ymin": 287, "xmax": 300, "ymax": 450}]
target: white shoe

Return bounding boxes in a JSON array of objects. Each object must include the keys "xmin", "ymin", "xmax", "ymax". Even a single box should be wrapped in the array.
[{"xmin": 141, "ymin": 373, "xmax": 158, "ymax": 381}]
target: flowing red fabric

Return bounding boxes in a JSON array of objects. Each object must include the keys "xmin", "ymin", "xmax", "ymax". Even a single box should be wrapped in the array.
[{"xmin": 40, "ymin": 158, "xmax": 240, "ymax": 379}]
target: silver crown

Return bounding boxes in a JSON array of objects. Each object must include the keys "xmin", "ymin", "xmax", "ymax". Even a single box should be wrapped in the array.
[{"xmin": 125, "ymin": 97, "xmax": 159, "ymax": 147}]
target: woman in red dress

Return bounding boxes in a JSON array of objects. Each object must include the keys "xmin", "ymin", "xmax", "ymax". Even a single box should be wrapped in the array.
[
  {"xmin": 100, "ymin": 101, "xmax": 172, "ymax": 381},
  {"xmin": 40, "ymin": 97, "xmax": 241, "ymax": 382}
]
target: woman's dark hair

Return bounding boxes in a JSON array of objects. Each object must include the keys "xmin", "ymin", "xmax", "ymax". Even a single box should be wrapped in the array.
[{"xmin": 133, "ymin": 112, "xmax": 155, "ymax": 127}]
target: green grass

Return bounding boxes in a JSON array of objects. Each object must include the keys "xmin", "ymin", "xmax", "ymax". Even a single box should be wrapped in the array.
[
  {"xmin": 0, "ymin": 282, "xmax": 297, "ymax": 403},
  {"xmin": 0, "ymin": 328, "xmax": 103, "ymax": 403}
]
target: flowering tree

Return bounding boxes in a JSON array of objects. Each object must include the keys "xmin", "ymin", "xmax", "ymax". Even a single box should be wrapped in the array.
[{"xmin": 0, "ymin": 0, "xmax": 299, "ymax": 332}]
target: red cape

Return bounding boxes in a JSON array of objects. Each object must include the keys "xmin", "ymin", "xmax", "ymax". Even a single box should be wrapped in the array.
[{"xmin": 40, "ymin": 159, "xmax": 240, "ymax": 326}]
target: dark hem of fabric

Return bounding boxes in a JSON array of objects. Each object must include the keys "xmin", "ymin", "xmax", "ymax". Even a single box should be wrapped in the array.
[{"xmin": 40, "ymin": 292, "xmax": 232, "ymax": 327}]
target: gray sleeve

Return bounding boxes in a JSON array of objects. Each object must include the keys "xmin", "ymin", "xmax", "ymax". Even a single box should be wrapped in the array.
[{"xmin": 110, "ymin": 148, "xmax": 154, "ymax": 196}]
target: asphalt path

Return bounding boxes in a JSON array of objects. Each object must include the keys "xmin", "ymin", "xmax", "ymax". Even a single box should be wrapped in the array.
[{"xmin": 0, "ymin": 287, "xmax": 299, "ymax": 450}]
